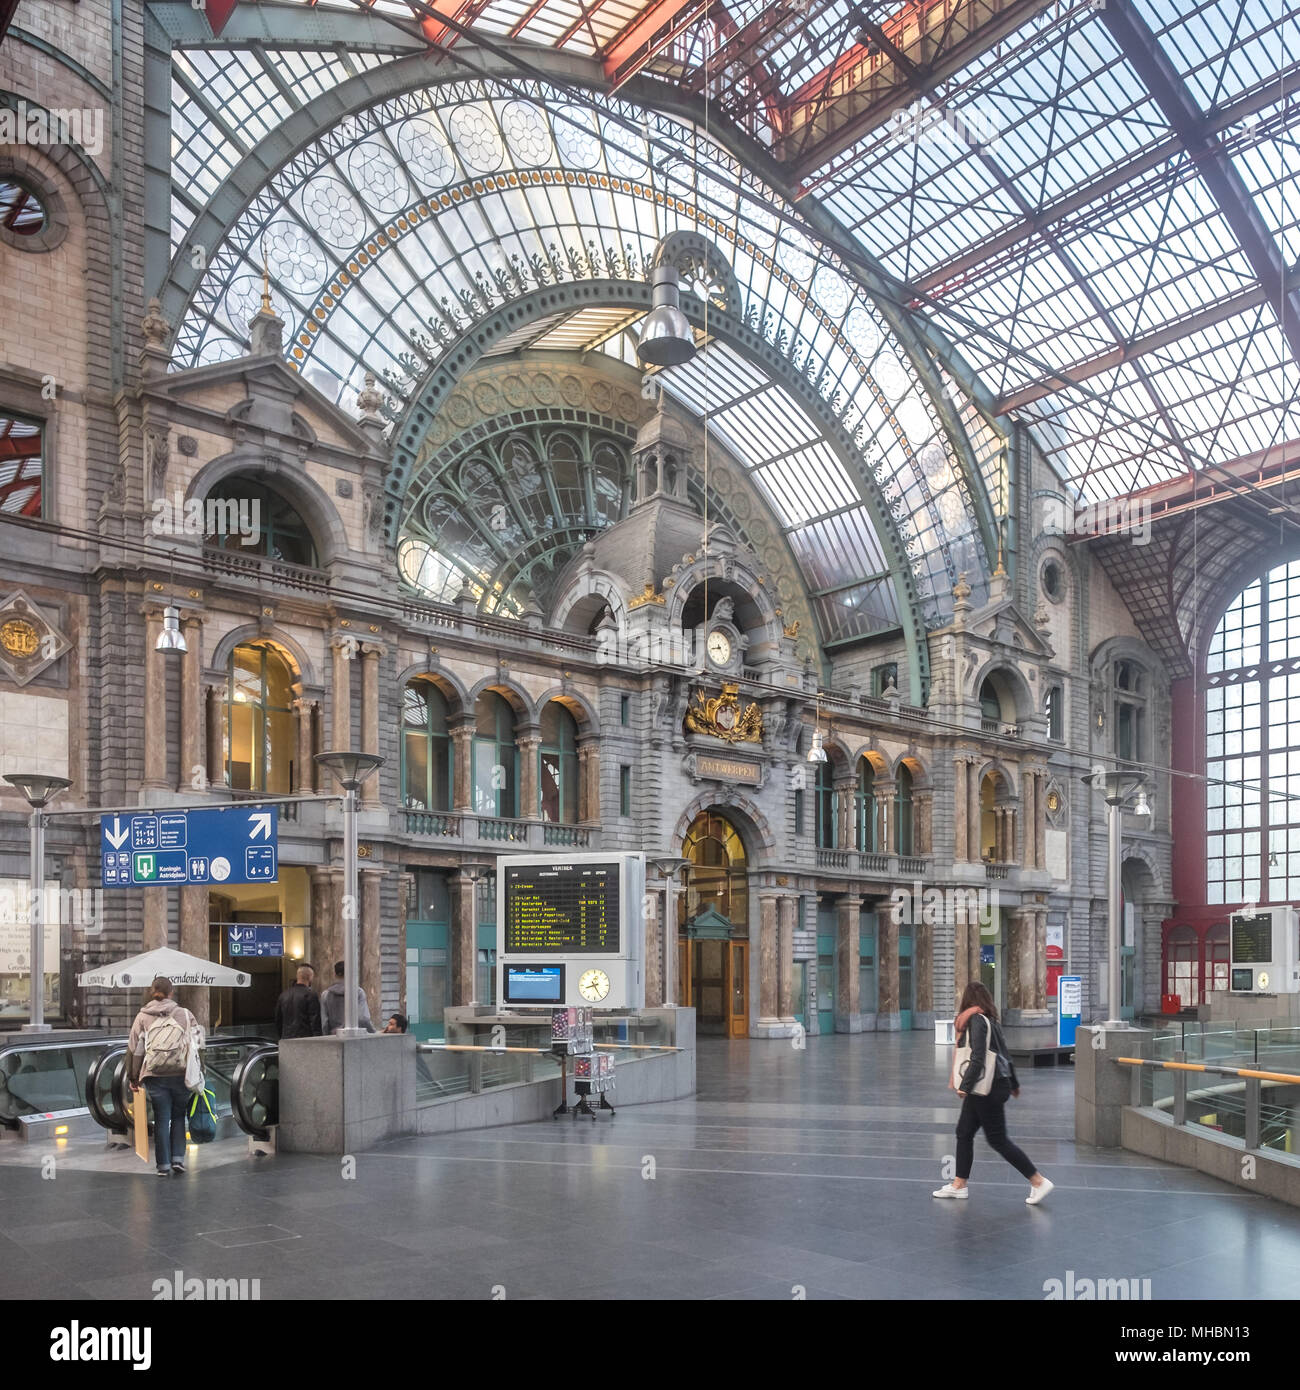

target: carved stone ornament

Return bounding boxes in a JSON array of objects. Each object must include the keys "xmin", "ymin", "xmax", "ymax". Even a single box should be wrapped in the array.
[
  {"xmin": 141, "ymin": 297, "xmax": 170, "ymax": 350},
  {"xmin": 0, "ymin": 592, "xmax": 72, "ymax": 686},
  {"xmin": 684, "ymin": 681, "xmax": 763, "ymax": 745}
]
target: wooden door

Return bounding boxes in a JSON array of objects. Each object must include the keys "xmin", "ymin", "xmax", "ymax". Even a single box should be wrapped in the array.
[{"xmin": 727, "ymin": 940, "xmax": 748, "ymax": 1038}]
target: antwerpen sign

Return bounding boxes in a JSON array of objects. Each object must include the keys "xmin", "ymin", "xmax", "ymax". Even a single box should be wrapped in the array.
[{"xmin": 695, "ymin": 754, "xmax": 761, "ymax": 786}]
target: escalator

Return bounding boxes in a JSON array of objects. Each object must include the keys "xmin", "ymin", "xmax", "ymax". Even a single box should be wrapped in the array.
[{"xmin": 0, "ymin": 1036, "xmax": 117, "ymax": 1139}]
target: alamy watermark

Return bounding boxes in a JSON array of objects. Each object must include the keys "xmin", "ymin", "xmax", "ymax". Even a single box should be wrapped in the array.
[
  {"xmin": 887, "ymin": 101, "xmax": 1001, "ymax": 151},
  {"xmin": 0, "ymin": 884, "xmax": 102, "ymax": 935},
  {"xmin": 150, "ymin": 492, "xmax": 261, "ymax": 545},
  {"xmin": 0, "ymin": 101, "xmax": 104, "ymax": 158},
  {"xmin": 1043, "ymin": 1270, "xmax": 1151, "ymax": 1300},
  {"xmin": 152, "ymin": 1270, "xmax": 262, "ymax": 1300},
  {"xmin": 890, "ymin": 879, "xmax": 998, "ymax": 927},
  {"xmin": 1042, "ymin": 495, "xmax": 1151, "ymax": 546}
]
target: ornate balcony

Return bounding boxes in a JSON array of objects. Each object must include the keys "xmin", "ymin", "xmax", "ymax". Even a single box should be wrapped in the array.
[{"xmin": 403, "ymin": 811, "xmax": 591, "ymax": 851}]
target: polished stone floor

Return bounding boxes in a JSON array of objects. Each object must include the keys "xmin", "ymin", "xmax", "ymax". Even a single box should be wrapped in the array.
[{"xmin": 2, "ymin": 1032, "xmax": 1300, "ymax": 1301}]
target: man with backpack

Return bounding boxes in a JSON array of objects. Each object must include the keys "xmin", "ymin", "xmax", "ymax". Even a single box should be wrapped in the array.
[{"xmin": 128, "ymin": 976, "xmax": 202, "ymax": 1176}]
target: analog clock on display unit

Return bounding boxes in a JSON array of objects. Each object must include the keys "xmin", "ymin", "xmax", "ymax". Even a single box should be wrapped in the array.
[{"xmin": 578, "ymin": 968, "xmax": 611, "ymax": 1002}]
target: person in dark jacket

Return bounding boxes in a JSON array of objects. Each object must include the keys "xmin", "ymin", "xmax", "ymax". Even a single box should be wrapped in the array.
[
  {"xmin": 933, "ymin": 981, "xmax": 1053, "ymax": 1204},
  {"xmin": 274, "ymin": 964, "xmax": 322, "ymax": 1040}
]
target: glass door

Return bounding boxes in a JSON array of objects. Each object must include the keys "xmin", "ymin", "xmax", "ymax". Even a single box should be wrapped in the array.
[
  {"xmin": 728, "ymin": 941, "xmax": 748, "ymax": 1038},
  {"xmin": 817, "ymin": 931, "xmax": 835, "ymax": 1036}
]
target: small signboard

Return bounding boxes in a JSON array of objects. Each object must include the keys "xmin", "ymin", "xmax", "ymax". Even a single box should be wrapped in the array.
[
  {"xmin": 1058, "ymin": 974, "xmax": 1082, "ymax": 1047},
  {"xmin": 227, "ymin": 924, "xmax": 284, "ymax": 958}
]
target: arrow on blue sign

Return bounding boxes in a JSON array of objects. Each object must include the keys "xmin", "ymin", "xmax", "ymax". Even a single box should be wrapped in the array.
[
  {"xmin": 104, "ymin": 818, "xmax": 129, "ymax": 850},
  {"xmin": 249, "ymin": 812, "xmax": 273, "ymax": 840}
]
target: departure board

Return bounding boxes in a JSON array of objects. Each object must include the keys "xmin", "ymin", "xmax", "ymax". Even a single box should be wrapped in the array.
[
  {"xmin": 1231, "ymin": 914, "xmax": 1272, "ymax": 965},
  {"xmin": 504, "ymin": 861, "xmax": 620, "ymax": 954}
]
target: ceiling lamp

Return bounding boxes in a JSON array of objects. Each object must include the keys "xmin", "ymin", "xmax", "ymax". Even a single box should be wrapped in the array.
[
  {"xmin": 807, "ymin": 729, "xmax": 828, "ymax": 764},
  {"xmin": 637, "ymin": 267, "xmax": 695, "ymax": 367},
  {"xmin": 156, "ymin": 604, "xmax": 187, "ymax": 655}
]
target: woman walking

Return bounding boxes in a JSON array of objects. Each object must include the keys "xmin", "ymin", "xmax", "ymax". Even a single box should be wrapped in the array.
[{"xmin": 933, "ymin": 982, "xmax": 1053, "ymax": 1204}]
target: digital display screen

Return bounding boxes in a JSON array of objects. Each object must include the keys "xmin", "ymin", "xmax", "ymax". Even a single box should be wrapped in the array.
[
  {"xmin": 1231, "ymin": 967, "xmax": 1254, "ymax": 992},
  {"xmin": 503, "ymin": 965, "xmax": 565, "ymax": 1004},
  {"xmin": 504, "ymin": 862, "xmax": 620, "ymax": 954},
  {"xmin": 1231, "ymin": 914, "xmax": 1272, "ymax": 965}
]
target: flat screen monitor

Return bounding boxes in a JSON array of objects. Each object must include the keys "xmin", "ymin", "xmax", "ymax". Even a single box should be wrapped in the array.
[
  {"xmin": 504, "ymin": 861, "xmax": 620, "ymax": 954},
  {"xmin": 1231, "ymin": 915, "xmax": 1272, "ymax": 965},
  {"xmin": 503, "ymin": 964, "xmax": 565, "ymax": 1004},
  {"xmin": 1231, "ymin": 966, "xmax": 1254, "ymax": 992}
]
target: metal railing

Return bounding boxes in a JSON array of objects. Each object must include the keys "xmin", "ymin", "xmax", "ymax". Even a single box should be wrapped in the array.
[
  {"xmin": 1118, "ymin": 1054, "xmax": 1300, "ymax": 1153},
  {"xmin": 985, "ymin": 862, "xmax": 1010, "ymax": 879},
  {"xmin": 403, "ymin": 810, "xmax": 591, "ymax": 849}
]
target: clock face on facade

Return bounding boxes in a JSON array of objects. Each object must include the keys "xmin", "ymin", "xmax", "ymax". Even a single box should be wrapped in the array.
[
  {"xmin": 706, "ymin": 629, "xmax": 732, "ymax": 666},
  {"xmin": 578, "ymin": 968, "xmax": 610, "ymax": 1002}
]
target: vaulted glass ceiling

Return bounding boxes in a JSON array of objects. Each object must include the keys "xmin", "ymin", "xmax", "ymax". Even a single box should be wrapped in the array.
[{"xmin": 166, "ymin": 62, "xmax": 994, "ymax": 647}]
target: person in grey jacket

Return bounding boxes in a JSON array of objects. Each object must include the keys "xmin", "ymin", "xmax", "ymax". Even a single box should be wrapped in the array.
[
  {"xmin": 319, "ymin": 959, "xmax": 375, "ymax": 1034},
  {"xmin": 127, "ymin": 977, "xmax": 202, "ymax": 1176}
]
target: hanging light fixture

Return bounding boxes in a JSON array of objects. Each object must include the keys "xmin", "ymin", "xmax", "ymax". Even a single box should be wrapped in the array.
[
  {"xmin": 637, "ymin": 265, "xmax": 696, "ymax": 367},
  {"xmin": 1132, "ymin": 788, "xmax": 1151, "ymax": 818},
  {"xmin": 807, "ymin": 696, "xmax": 828, "ymax": 763},
  {"xmin": 155, "ymin": 550, "xmax": 187, "ymax": 655}
]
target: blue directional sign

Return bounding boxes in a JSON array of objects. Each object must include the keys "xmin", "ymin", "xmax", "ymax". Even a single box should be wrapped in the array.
[
  {"xmin": 227, "ymin": 925, "xmax": 284, "ymax": 958},
  {"xmin": 100, "ymin": 807, "xmax": 278, "ymax": 888}
]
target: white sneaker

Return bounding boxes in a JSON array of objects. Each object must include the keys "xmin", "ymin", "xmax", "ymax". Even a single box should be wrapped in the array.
[
  {"xmin": 1026, "ymin": 1177, "xmax": 1054, "ymax": 1205},
  {"xmin": 932, "ymin": 1183, "xmax": 969, "ymax": 1199}
]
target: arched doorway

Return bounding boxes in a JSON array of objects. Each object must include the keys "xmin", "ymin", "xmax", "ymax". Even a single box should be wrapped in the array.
[{"xmin": 680, "ymin": 810, "xmax": 749, "ymax": 1038}]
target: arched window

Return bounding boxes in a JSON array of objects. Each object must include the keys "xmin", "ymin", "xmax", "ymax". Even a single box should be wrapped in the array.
[
  {"xmin": 225, "ymin": 643, "xmax": 297, "ymax": 792},
  {"xmin": 979, "ymin": 678, "xmax": 1001, "ymax": 724},
  {"xmin": 895, "ymin": 764, "xmax": 914, "ymax": 855},
  {"xmin": 854, "ymin": 758, "xmax": 875, "ymax": 852},
  {"xmin": 979, "ymin": 772, "xmax": 1000, "ymax": 860},
  {"xmin": 1045, "ymin": 685, "xmax": 1063, "ymax": 741},
  {"xmin": 682, "ymin": 811, "xmax": 748, "ymax": 928},
  {"xmin": 539, "ymin": 702, "xmax": 579, "ymax": 823},
  {"xmin": 472, "ymin": 692, "xmax": 518, "ymax": 817},
  {"xmin": 403, "ymin": 681, "xmax": 452, "ymax": 812},
  {"xmin": 1114, "ymin": 659, "xmax": 1146, "ymax": 762},
  {"xmin": 815, "ymin": 759, "xmax": 837, "ymax": 849},
  {"xmin": 205, "ymin": 476, "xmax": 318, "ymax": 567}
]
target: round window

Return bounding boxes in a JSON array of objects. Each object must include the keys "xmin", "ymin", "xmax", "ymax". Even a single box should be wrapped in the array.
[
  {"xmin": 0, "ymin": 179, "xmax": 47, "ymax": 237},
  {"xmin": 1042, "ymin": 559, "xmax": 1065, "ymax": 603}
]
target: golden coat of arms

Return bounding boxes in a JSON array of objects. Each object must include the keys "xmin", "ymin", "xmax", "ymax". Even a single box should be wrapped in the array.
[{"xmin": 684, "ymin": 682, "xmax": 763, "ymax": 744}]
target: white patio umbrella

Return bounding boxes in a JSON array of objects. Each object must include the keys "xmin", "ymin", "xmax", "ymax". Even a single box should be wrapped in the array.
[{"xmin": 77, "ymin": 946, "xmax": 251, "ymax": 989}]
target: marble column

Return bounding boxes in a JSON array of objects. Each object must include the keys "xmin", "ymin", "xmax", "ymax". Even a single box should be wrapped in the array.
[
  {"xmin": 969, "ymin": 904, "xmax": 983, "ymax": 988},
  {"xmin": 577, "ymin": 739, "xmax": 600, "ymax": 823},
  {"xmin": 877, "ymin": 900, "xmax": 900, "ymax": 1030},
  {"xmin": 834, "ymin": 896, "xmax": 860, "ymax": 1032},
  {"xmin": 360, "ymin": 645, "xmax": 383, "ymax": 806},
  {"xmin": 518, "ymin": 729, "xmax": 541, "ymax": 820},
  {"xmin": 310, "ymin": 865, "xmax": 342, "ymax": 980},
  {"xmin": 143, "ymin": 609, "xmax": 168, "ymax": 790},
  {"xmin": 178, "ymin": 615, "xmax": 202, "ymax": 794},
  {"xmin": 914, "ymin": 790, "xmax": 933, "ymax": 857},
  {"xmin": 874, "ymin": 788, "xmax": 892, "ymax": 857},
  {"xmin": 142, "ymin": 891, "xmax": 167, "ymax": 952},
  {"xmin": 1006, "ymin": 909, "xmax": 1028, "ymax": 1012},
  {"xmin": 834, "ymin": 779, "xmax": 854, "ymax": 850},
  {"xmin": 1023, "ymin": 773, "xmax": 1037, "ymax": 868},
  {"xmin": 953, "ymin": 915, "xmax": 971, "ymax": 1008},
  {"xmin": 360, "ymin": 866, "xmax": 383, "ymax": 1024},
  {"xmin": 967, "ymin": 757, "xmax": 981, "ymax": 861},
  {"xmin": 451, "ymin": 720, "xmax": 473, "ymax": 812},
  {"xmin": 1034, "ymin": 776, "xmax": 1047, "ymax": 870},
  {"xmin": 205, "ymin": 684, "xmax": 222, "ymax": 789},
  {"xmin": 296, "ymin": 698, "xmax": 315, "ymax": 795},
  {"xmin": 328, "ymin": 637, "xmax": 352, "ymax": 773},
  {"xmin": 396, "ymin": 873, "xmax": 411, "ymax": 1016},
  {"xmin": 914, "ymin": 909, "xmax": 934, "ymax": 1022},
  {"xmin": 644, "ymin": 886, "xmax": 662, "ymax": 1007},
  {"xmin": 954, "ymin": 757, "xmax": 968, "ymax": 861},
  {"xmin": 757, "ymin": 892, "xmax": 778, "ymax": 1026},
  {"xmin": 178, "ymin": 885, "xmax": 209, "ymax": 1027},
  {"xmin": 778, "ymin": 896, "xmax": 796, "ymax": 1023},
  {"xmin": 451, "ymin": 871, "xmax": 478, "ymax": 1004}
]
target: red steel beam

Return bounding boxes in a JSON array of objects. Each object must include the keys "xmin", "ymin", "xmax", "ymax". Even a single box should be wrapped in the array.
[{"xmin": 603, "ymin": 0, "xmax": 711, "ymax": 90}]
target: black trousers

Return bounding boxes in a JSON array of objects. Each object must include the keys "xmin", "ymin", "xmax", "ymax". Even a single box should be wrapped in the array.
[{"xmin": 955, "ymin": 1078, "xmax": 1037, "ymax": 1181}]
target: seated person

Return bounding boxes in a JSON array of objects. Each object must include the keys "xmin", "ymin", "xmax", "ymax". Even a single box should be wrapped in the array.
[{"xmin": 383, "ymin": 1013, "xmax": 409, "ymax": 1034}]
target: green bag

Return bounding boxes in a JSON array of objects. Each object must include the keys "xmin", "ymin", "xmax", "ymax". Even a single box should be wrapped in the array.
[{"xmin": 187, "ymin": 1086, "xmax": 217, "ymax": 1144}]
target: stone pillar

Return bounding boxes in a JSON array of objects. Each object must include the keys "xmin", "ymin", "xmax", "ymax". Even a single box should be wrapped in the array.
[
  {"xmin": 778, "ymin": 896, "xmax": 796, "ymax": 1023},
  {"xmin": 877, "ymin": 900, "xmax": 899, "ymax": 1030},
  {"xmin": 1034, "ymin": 775, "xmax": 1047, "ymax": 870},
  {"xmin": 834, "ymin": 896, "xmax": 860, "ymax": 1032},
  {"xmin": 178, "ymin": 615, "xmax": 202, "ymax": 794},
  {"xmin": 205, "ymin": 684, "xmax": 223, "ymax": 788},
  {"xmin": 451, "ymin": 720, "xmax": 473, "ymax": 812},
  {"xmin": 969, "ymin": 906, "xmax": 982, "ymax": 989},
  {"xmin": 311, "ymin": 865, "xmax": 342, "ymax": 981},
  {"xmin": 577, "ymin": 738, "xmax": 600, "ymax": 824},
  {"xmin": 757, "ymin": 892, "xmax": 778, "ymax": 1026},
  {"xmin": 143, "ymin": 893, "xmax": 167, "ymax": 952},
  {"xmin": 1007, "ymin": 807, "xmax": 1019, "ymax": 865},
  {"xmin": 397, "ymin": 873, "xmax": 411, "ymax": 1016},
  {"xmin": 834, "ymin": 778, "xmax": 854, "ymax": 850},
  {"xmin": 518, "ymin": 728, "xmax": 541, "ymax": 820},
  {"xmin": 329, "ymin": 637, "xmax": 352, "ymax": 765},
  {"xmin": 914, "ymin": 910, "xmax": 934, "ymax": 1024},
  {"xmin": 1006, "ymin": 909, "xmax": 1028, "ymax": 1013},
  {"xmin": 914, "ymin": 790, "xmax": 932, "ymax": 856},
  {"xmin": 143, "ymin": 609, "xmax": 169, "ymax": 791},
  {"xmin": 954, "ymin": 757, "xmax": 968, "ymax": 861},
  {"xmin": 360, "ymin": 645, "xmax": 383, "ymax": 806},
  {"xmin": 874, "ymin": 788, "xmax": 892, "ymax": 857},
  {"xmin": 451, "ymin": 871, "xmax": 477, "ymax": 1004},
  {"xmin": 1023, "ymin": 772, "xmax": 1037, "ymax": 868},
  {"xmin": 178, "ymin": 885, "xmax": 210, "ymax": 1027},
  {"xmin": 296, "ymin": 699, "xmax": 315, "ymax": 795},
  {"xmin": 967, "ymin": 758, "xmax": 981, "ymax": 861},
  {"xmin": 360, "ymin": 866, "xmax": 383, "ymax": 1023},
  {"xmin": 953, "ymin": 915, "xmax": 971, "ymax": 1010},
  {"xmin": 644, "ymin": 886, "xmax": 663, "ymax": 1007}
]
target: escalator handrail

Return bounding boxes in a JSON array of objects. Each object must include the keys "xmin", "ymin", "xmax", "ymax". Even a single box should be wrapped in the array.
[
  {"xmin": 229, "ymin": 1043, "xmax": 279, "ymax": 1141},
  {"xmin": 85, "ymin": 1043, "xmax": 130, "ymax": 1132}
]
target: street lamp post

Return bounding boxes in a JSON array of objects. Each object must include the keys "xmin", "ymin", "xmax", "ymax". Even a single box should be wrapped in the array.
[
  {"xmin": 314, "ymin": 752, "xmax": 384, "ymax": 1036},
  {"xmin": 1087, "ymin": 767, "xmax": 1151, "ymax": 1030},
  {"xmin": 4, "ymin": 774, "xmax": 72, "ymax": 1033},
  {"xmin": 649, "ymin": 856, "xmax": 691, "ymax": 1008}
]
